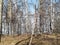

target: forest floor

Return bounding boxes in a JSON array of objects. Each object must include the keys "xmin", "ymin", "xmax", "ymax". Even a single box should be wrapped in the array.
[{"xmin": 0, "ymin": 33, "xmax": 60, "ymax": 45}]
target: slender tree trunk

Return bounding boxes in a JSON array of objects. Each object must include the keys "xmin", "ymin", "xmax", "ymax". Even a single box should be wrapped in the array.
[
  {"xmin": 0, "ymin": 0, "xmax": 3, "ymax": 42},
  {"xmin": 7, "ymin": 0, "xmax": 12, "ymax": 35}
]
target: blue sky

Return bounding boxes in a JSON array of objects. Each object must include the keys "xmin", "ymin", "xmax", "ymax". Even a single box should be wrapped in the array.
[
  {"xmin": 28, "ymin": 0, "xmax": 39, "ymax": 14},
  {"xmin": 4, "ymin": 0, "xmax": 59, "ymax": 14},
  {"xmin": 28, "ymin": 0, "xmax": 59, "ymax": 14},
  {"xmin": 28, "ymin": 0, "xmax": 59, "ymax": 13},
  {"xmin": 53, "ymin": 0, "xmax": 59, "ymax": 3},
  {"xmin": 4, "ymin": 0, "xmax": 39, "ymax": 14}
]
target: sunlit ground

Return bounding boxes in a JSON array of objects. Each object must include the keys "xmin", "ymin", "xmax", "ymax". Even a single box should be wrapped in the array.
[{"xmin": 0, "ymin": 33, "xmax": 60, "ymax": 45}]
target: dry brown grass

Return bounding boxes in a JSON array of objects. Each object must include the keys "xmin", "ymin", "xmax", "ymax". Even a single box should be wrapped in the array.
[{"xmin": 0, "ymin": 33, "xmax": 60, "ymax": 45}]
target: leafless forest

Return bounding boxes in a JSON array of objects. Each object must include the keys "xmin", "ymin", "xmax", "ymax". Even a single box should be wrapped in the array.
[{"xmin": 0, "ymin": 0, "xmax": 60, "ymax": 45}]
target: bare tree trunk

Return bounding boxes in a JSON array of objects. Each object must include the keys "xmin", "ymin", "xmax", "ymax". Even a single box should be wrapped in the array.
[
  {"xmin": 25, "ymin": 0, "xmax": 29, "ymax": 34},
  {"xmin": 29, "ymin": 4, "xmax": 36, "ymax": 45},
  {"xmin": 0, "ymin": 0, "xmax": 3, "ymax": 42},
  {"xmin": 50, "ymin": 0, "xmax": 53, "ymax": 33},
  {"xmin": 7, "ymin": 0, "xmax": 12, "ymax": 35}
]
